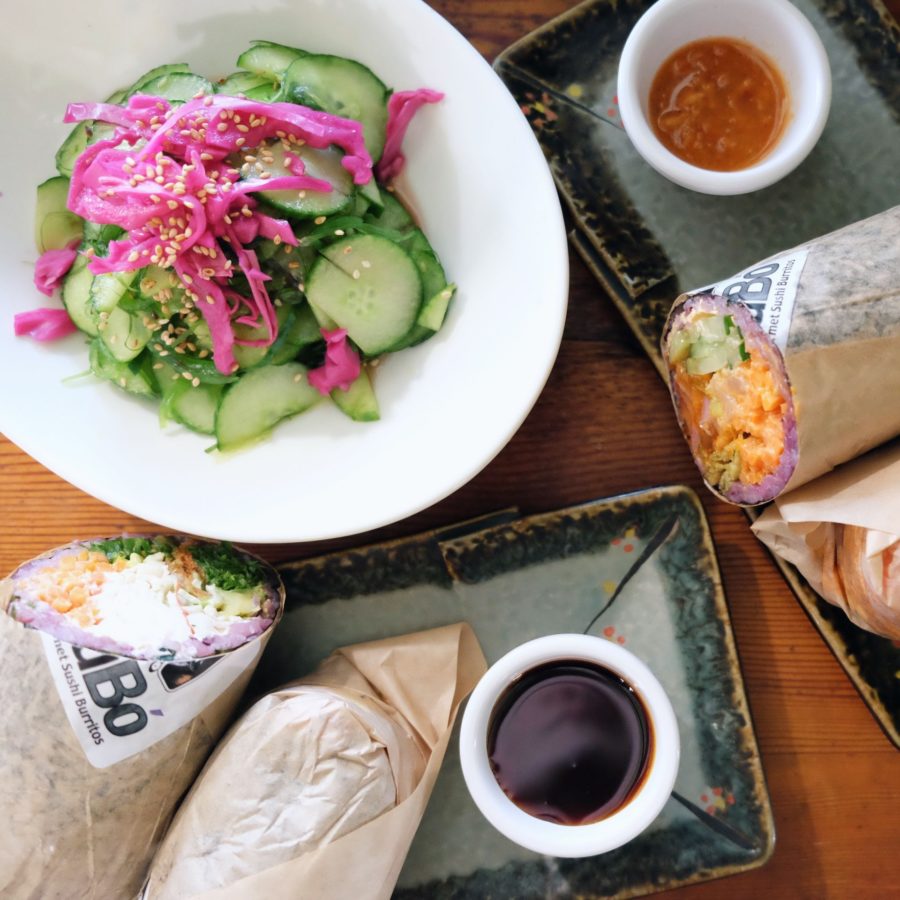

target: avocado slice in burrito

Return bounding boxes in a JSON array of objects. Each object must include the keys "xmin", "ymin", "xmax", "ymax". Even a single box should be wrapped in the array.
[
  {"xmin": 663, "ymin": 293, "xmax": 799, "ymax": 505},
  {"xmin": 5, "ymin": 535, "xmax": 280, "ymax": 660}
]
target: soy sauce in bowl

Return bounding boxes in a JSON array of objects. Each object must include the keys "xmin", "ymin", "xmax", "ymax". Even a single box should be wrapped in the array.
[{"xmin": 487, "ymin": 660, "xmax": 653, "ymax": 825}]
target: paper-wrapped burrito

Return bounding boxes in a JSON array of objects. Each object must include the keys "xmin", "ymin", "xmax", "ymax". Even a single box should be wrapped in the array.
[
  {"xmin": 752, "ymin": 439, "xmax": 900, "ymax": 639},
  {"xmin": 144, "ymin": 622, "xmax": 487, "ymax": 900},
  {"xmin": 661, "ymin": 206, "xmax": 900, "ymax": 505},
  {"xmin": 0, "ymin": 535, "xmax": 283, "ymax": 900}
]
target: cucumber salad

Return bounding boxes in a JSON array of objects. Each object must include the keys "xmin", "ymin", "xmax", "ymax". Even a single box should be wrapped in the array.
[{"xmin": 24, "ymin": 41, "xmax": 454, "ymax": 450}]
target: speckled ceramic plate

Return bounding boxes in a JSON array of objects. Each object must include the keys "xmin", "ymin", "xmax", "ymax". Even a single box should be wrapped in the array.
[
  {"xmin": 493, "ymin": 0, "xmax": 900, "ymax": 748},
  {"xmin": 259, "ymin": 486, "xmax": 774, "ymax": 898}
]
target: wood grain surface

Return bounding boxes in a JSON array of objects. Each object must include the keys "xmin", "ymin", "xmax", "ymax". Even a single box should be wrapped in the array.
[{"xmin": 3, "ymin": 3, "xmax": 899, "ymax": 899}]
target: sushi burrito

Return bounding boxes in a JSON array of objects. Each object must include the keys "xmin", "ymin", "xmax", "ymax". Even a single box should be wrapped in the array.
[
  {"xmin": 752, "ymin": 438, "xmax": 900, "ymax": 640},
  {"xmin": 143, "ymin": 622, "xmax": 487, "ymax": 900},
  {"xmin": 661, "ymin": 205, "xmax": 900, "ymax": 506},
  {"xmin": 0, "ymin": 535, "xmax": 283, "ymax": 900}
]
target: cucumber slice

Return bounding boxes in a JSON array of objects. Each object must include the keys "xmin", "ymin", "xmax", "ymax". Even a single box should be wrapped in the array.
[
  {"xmin": 357, "ymin": 178, "xmax": 383, "ymax": 211},
  {"xmin": 280, "ymin": 55, "xmax": 390, "ymax": 161},
  {"xmin": 35, "ymin": 176, "xmax": 82, "ymax": 253},
  {"xmin": 91, "ymin": 269, "xmax": 140, "ymax": 313},
  {"xmin": 215, "ymin": 362, "xmax": 321, "ymax": 451},
  {"xmin": 171, "ymin": 381, "xmax": 223, "ymax": 434},
  {"xmin": 99, "ymin": 306, "xmax": 151, "ymax": 362},
  {"xmin": 127, "ymin": 63, "xmax": 190, "ymax": 96},
  {"xmin": 308, "ymin": 300, "xmax": 339, "ymax": 331},
  {"xmin": 216, "ymin": 71, "xmax": 271, "ymax": 95},
  {"xmin": 418, "ymin": 283, "xmax": 455, "ymax": 332},
  {"xmin": 331, "ymin": 367, "xmax": 379, "ymax": 422},
  {"xmin": 306, "ymin": 234, "xmax": 422, "ymax": 355},
  {"xmin": 89, "ymin": 341, "xmax": 157, "ymax": 398},
  {"xmin": 61, "ymin": 255, "xmax": 99, "ymax": 337},
  {"xmin": 55, "ymin": 119, "xmax": 116, "ymax": 178},
  {"xmin": 139, "ymin": 72, "xmax": 214, "ymax": 103},
  {"xmin": 236, "ymin": 41, "xmax": 307, "ymax": 81},
  {"xmin": 367, "ymin": 190, "xmax": 414, "ymax": 232},
  {"xmin": 256, "ymin": 142, "xmax": 355, "ymax": 219},
  {"xmin": 267, "ymin": 303, "xmax": 323, "ymax": 365}
]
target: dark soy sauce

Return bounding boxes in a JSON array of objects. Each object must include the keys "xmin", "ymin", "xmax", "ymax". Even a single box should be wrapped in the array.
[{"xmin": 487, "ymin": 660, "xmax": 652, "ymax": 825}]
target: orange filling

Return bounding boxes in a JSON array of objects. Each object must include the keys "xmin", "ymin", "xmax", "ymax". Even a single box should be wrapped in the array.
[
  {"xmin": 19, "ymin": 550, "xmax": 126, "ymax": 620},
  {"xmin": 673, "ymin": 353, "xmax": 788, "ymax": 488}
]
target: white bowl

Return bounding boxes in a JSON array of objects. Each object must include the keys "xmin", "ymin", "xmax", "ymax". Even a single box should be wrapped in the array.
[
  {"xmin": 617, "ymin": 0, "xmax": 831, "ymax": 195},
  {"xmin": 459, "ymin": 634, "xmax": 680, "ymax": 858},
  {"xmin": 0, "ymin": 0, "xmax": 568, "ymax": 543}
]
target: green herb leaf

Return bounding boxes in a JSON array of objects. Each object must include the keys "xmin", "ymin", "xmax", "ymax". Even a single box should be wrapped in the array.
[
  {"xmin": 187, "ymin": 541, "xmax": 266, "ymax": 592},
  {"xmin": 89, "ymin": 536, "xmax": 175, "ymax": 561}
]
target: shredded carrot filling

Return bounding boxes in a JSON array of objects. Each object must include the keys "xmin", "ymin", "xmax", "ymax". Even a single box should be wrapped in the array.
[
  {"xmin": 673, "ymin": 354, "xmax": 788, "ymax": 488},
  {"xmin": 19, "ymin": 550, "xmax": 124, "ymax": 616}
]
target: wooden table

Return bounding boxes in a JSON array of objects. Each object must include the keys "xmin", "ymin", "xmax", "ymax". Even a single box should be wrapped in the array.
[{"xmin": 3, "ymin": 3, "xmax": 899, "ymax": 898}]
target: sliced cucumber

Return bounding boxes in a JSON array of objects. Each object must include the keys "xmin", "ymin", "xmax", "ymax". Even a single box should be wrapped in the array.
[
  {"xmin": 99, "ymin": 306, "xmax": 152, "ymax": 362},
  {"xmin": 127, "ymin": 63, "xmax": 190, "ymax": 96},
  {"xmin": 35, "ymin": 176, "xmax": 82, "ymax": 253},
  {"xmin": 418, "ymin": 283, "xmax": 455, "ymax": 332},
  {"xmin": 357, "ymin": 178, "xmax": 383, "ymax": 211},
  {"xmin": 331, "ymin": 367, "xmax": 379, "ymax": 422},
  {"xmin": 368, "ymin": 190, "xmax": 414, "ymax": 232},
  {"xmin": 280, "ymin": 55, "xmax": 390, "ymax": 161},
  {"xmin": 308, "ymin": 300, "xmax": 339, "ymax": 331},
  {"xmin": 306, "ymin": 234, "xmax": 422, "ymax": 355},
  {"xmin": 139, "ymin": 72, "xmax": 214, "ymax": 103},
  {"xmin": 55, "ymin": 119, "xmax": 115, "ymax": 178},
  {"xmin": 267, "ymin": 303, "xmax": 323, "ymax": 365},
  {"xmin": 89, "ymin": 340, "xmax": 157, "ymax": 398},
  {"xmin": 215, "ymin": 68, "xmax": 278, "ymax": 101},
  {"xmin": 216, "ymin": 71, "xmax": 271, "ymax": 95},
  {"xmin": 236, "ymin": 41, "xmax": 307, "ymax": 81},
  {"xmin": 171, "ymin": 381, "xmax": 223, "ymax": 434},
  {"xmin": 91, "ymin": 269, "xmax": 140, "ymax": 314},
  {"xmin": 215, "ymin": 362, "xmax": 321, "ymax": 450},
  {"xmin": 256, "ymin": 142, "xmax": 355, "ymax": 219},
  {"xmin": 61, "ymin": 255, "xmax": 99, "ymax": 337}
]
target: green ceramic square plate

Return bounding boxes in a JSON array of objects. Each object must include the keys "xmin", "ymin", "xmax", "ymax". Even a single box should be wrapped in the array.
[
  {"xmin": 258, "ymin": 486, "xmax": 774, "ymax": 898},
  {"xmin": 493, "ymin": 0, "xmax": 900, "ymax": 748}
]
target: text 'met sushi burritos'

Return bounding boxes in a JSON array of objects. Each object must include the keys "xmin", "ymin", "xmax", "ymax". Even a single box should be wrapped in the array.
[
  {"xmin": 662, "ymin": 206, "xmax": 900, "ymax": 506},
  {"xmin": 0, "ymin": 535, "xmax": 283, "ymax": 900}
]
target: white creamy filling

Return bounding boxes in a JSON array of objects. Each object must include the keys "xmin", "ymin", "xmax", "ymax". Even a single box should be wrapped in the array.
[{"xmin": 82, "ymin": 553, "xmax": 252, "ymax": 652}]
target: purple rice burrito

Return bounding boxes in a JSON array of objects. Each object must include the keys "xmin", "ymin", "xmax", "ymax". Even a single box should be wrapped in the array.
[
  {"xmin": 0, "ymin": 535, "xmax": 283, "ymax": 900},
  {"xmin": 662, "ymin": 206, "xmax": 900, "ymax": 506}
]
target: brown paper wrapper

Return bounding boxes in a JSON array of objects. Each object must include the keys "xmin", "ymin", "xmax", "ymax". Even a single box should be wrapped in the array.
[
  {"xmin": 143, "ymin": 622, "xmax": 487, "ymax": 900},
  {"xmin": 752, "ymin": 439, "xmax": 900, "ymax": 638},
  {"xmin": 665, "ymin": 205, "xmax": 900, "ymax": 502},
  {"xmin": 0, "ymin": 540, "xmax": 284, "ymax": 900}
]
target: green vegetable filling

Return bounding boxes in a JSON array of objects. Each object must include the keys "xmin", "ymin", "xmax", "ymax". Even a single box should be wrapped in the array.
[
  {"xmin": 187, "ymin": 541, "xmax": 266, "ymax": 592},
  {"xmin": 89, "ymin": 536, "xmax": 175, "ymax": 561}
]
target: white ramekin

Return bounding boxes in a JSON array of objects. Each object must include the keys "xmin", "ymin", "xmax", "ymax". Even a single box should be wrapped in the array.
[
  {"xmin": 459, "ymin": 634, "xmax": 680, "ymax": 857},
  {"xmin": 616, "ymin": 0, "xmax": 831, "ymax": 195}
]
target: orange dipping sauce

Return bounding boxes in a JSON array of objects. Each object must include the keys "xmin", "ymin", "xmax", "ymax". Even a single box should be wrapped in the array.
[{"xmin": 648, "ymin": 37, "xmax": 789, "ymax": 171}]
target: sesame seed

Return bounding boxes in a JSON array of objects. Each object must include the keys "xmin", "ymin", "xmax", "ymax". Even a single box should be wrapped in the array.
[
  {"xmin": 334, "ymin": 229, "xmax": 345, "ymax": 236},
  {"xmin": 343, "ymin": 245, "xmax": 353, "ymax": 255},
  {"xmin": 361, "ymin": 260, "xmax": 371, "ymax": 268},
  {"xmin": 192, "ymin": 377, "xmax": 201, "ymax": 387},
  {"xmin": 314, "ymin": 216, "xmax": 327, "ymax": 225},
  {"xmin": 236, "ymin": 124, "xmax": 250, "ymax": 133},
  {"xmin": 152, "ymin": 363, "xmax": 163, "ymax": 370},
  {"xmin": 181, "ymin": 371, "xmax": 193, "ymax": 380},
  {"xmin": 118, "ymin": 377, "xmax": 127, "ymax": 387},
  {"xmin": 352, "ymin": 270, "xmax": 360, "ymax": 279},
  {"xmin": 217, "ymin": 122, "xmax": 228, "ymax": 132},
  {"xmin": 235, "ymin": 137, "xmax": 246, "ymax": 147},
  {"xmin": 293, "ymin": 373, "xmax": 303, "ymax": 383}
]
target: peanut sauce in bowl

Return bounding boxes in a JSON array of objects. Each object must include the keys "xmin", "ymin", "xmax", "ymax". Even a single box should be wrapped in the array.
[
  {"xmin": 649, "ymin": 37, "xmax": 789, "ymax": 172},
  {"xmin": 616, "ymin": 0, "xmax": 831, "ymax": 195}
]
